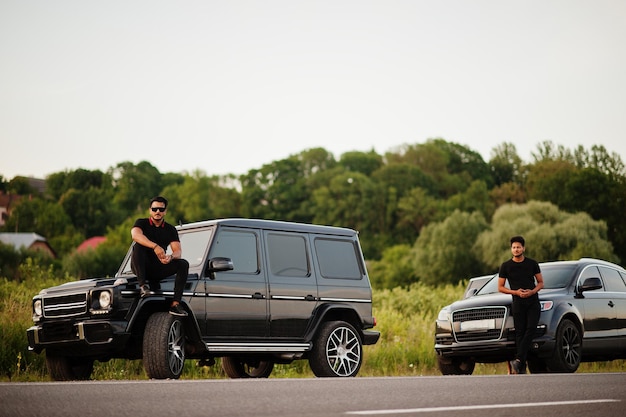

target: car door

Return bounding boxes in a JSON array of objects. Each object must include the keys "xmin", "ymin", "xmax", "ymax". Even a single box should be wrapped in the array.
[
  {"xmin": 577, "ymin": 265, "xmax": 617, "ymax": 353},
  {"xmin": 204, "ymin": 227, "xmax": 269, "ymax": 338},
  {"xmin": 598, "ymin": 266, "xmax": 626, "ymax": 352},
  {"xmin": 264, "ymin": 230, "xmax": 318, "ymax": 339}
]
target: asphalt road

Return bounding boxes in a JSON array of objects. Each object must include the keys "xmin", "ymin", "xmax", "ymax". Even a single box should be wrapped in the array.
[{"xmin": 1, "ymin": 373, "xmax": 625, "ymax": 417}]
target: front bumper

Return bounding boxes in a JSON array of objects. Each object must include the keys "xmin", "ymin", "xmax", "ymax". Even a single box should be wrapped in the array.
[{"xmin": 27, "ymin": 319, "xmax": 130, "ymax": 354}]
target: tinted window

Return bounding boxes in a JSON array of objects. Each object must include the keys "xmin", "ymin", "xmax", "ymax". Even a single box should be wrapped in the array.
[
  {"xmin": 267, "ymin": 233, "xmax": 309, "ymax": 277},
  {"xmin": 578, "ymin": 266, "xmax": 603, "ymax": 291},
  {"xmin": 477, "ymin": 264, "xmax": 576, "ymax": 295},
  {"xmin": 315, "ymin": 238, "xmax": 362, "ymax": 279},
  {"xmin": 210, "ymin": 229, "xmax": 259, "ymax": 274},
  {"xmin": 540, "ymin": 265, "xmax": 577, "ymax": 288},
  {"xmin": 599, "ymin": 266, "xmax": 626, "ymax": 292}
]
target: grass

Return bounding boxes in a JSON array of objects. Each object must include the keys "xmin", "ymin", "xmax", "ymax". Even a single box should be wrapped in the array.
[{"xmin": 1, "ymin": 267, "xmax": 624, "ymax": 381}]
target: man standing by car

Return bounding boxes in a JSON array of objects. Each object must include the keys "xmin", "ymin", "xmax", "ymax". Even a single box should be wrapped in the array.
[
  {"xmin": 498, "ymin": 235, "xmax": 544, "ymax": 374},
  {"xmin": 131, "ymin": 196, "xmax": 189, "ymax": 316}
]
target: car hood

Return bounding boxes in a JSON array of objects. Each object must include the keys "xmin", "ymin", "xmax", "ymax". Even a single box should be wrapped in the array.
[
  {"xmin": 37, "ymin": 277, "xmax": 125, "ymax": 295},
  {"xmin": 444, "ymin": 288, "xmax": 562, "ymax": 311},
  {"xmin": 447, "ymin": 293, "xmax": 512, "ymax": 311}
]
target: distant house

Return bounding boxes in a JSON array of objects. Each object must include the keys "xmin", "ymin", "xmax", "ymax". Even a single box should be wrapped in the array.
[
  {"xmin": 77, "ymin": 236, "xmax": 106, "ymax": 253},
  {"xmin": 0, "ymin": 232, "xmax": 56, "ymax": 258}
]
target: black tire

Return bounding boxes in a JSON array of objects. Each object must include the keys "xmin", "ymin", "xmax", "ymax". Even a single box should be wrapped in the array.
[
  {"xmin": 437, "ymin": 355, "xmax": 475, "ymax": 375},
  {"xmin": 545, "ymin": 319, "xmax": 582, "ymax": 373},
  {"xmin": 221, "ymin": 357, "xmax": 274, "ymax": 378},
  {"xmin": 46, "ymin": 354, "xmax": 94, "ymax": 381},
  {"xmin": 143, "ymin": 312, "xmax": 186, "ymax": 379},
  {"xmin": 309, "ymin": 321, "xmax": 363, "ymax": 377}
]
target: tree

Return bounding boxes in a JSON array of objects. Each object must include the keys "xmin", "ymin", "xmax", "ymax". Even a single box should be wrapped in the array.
[
  {"xmin": 411, "ymin": 210, "xmax": 489, "ymax": 285},
  {"xmin": 110, "ymin": 161, "xmax": 163, "ymax": 214},
  {"xmin": 474, "ymin": 201, "xmax": 619, "ymax": 270},
  {"xmin": 489, "ymin": 142, "xmax": 524, "ymax": 186},
  {"xmin": 240, "ymin": 157, "xmax": 310, "ymax": 222},
  {"xmin": 367, "ymin": 244, "xmax": 416, "ymax": 289},
  {"xmin": 161, "ymin": 171, "xmax": 241, "ymax": 224},
  {"xmin": 339, "ymin": 150, "xmax": 383, "ymax": 176},
  {"xmin": 6, "ymin": 177, "xmax": 39, "ymax": 196},
  {"xmin": 46, "ymin": 169, "xmax": 112, "ymax": 200}
]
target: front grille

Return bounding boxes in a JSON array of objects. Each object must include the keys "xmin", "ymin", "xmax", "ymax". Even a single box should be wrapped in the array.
[
  {"xmin": 43, "ymin": 293, "xmax": 88, "ymax": 318},
  {"xmin": 452, "ymin": 306, "xmax": 507, "ymax": 343}
]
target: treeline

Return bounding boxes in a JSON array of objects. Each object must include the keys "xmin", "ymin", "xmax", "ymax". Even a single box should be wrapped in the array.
[{"xmin": 1, "ymin": 138, "xmax": 625, "ymax": 287}]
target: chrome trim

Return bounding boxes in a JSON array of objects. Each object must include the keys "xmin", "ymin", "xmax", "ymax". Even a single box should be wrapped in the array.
[
  {"xmin": 318, "ymin": 297, "xmax": 372, "ymax": 303},
  {"xmin": 206, "ymin": 342, "xmax": 311, "ymax": 352},
  {"xmin": 207, "ymin": 293, "xmax": 257, "ymax": 299},
  {"xmin": 271, "ymin": 295, "xmax": 315, "ymax": 301},
  {"xmin": 45, "ymin": 302, "xmax": 87, "ymax": 312}
]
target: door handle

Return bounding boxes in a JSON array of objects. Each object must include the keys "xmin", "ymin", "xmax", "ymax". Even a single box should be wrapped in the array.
[
  {"xmin": 608, "ymin": 300, "xmax": 615, "ymax": 308},
  {"xmin": 304, "ymin": 294, "xmax": 316, "ymax": 301},
  {"xmin": 252, "ymin": 292, "xmax": 265, "ymax": 299}
]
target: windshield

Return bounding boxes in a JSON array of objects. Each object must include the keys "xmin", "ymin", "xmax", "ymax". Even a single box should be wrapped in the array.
[
  {"xmin": 119, "ymin": 228, "xmax": 213, "ymax": 275},
  {"xmin": 477, "ymin": 263, "xmax": 577, "ymax": 295}
]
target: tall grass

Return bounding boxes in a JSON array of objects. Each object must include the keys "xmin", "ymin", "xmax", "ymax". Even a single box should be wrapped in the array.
[{"xmin": 1, "ymin": 268, "xmax": 623, "ymax": 381}]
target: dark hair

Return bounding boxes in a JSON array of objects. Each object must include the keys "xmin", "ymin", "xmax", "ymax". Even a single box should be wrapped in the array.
[
  {"xmin": 150, "ymin": 196, "xmax": 168, "ymax": 208},
  {"xmin": 510, "ymin": 235, "xmax": 525, "ymax": 247}
]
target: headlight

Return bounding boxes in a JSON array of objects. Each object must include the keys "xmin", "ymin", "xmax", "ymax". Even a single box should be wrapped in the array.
[
  {"xmin": 99, "ymin": 291, "xmax": 112, "ymax": 309},
  {"xmin": 540, "ymin": 300, "xmax": 553, "ymax": 312},
  {"xmin": 437, "ymin": 308, "xmax": 451, "ymax": 322},
  {"xmin": 33, "ymin": 299, "xmax": 43, "ymax": 316},
  {"xmin": 91, "ymin": 290, "xmax": 113, "ymax": 313}
]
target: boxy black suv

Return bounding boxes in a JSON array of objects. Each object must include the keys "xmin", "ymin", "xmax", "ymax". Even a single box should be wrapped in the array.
[
  {"xmin": 435, "ymin": 258, "xmax": 626, "ymax": 374},
  {"xmin": 27, "ymin": 219, "xmax": 379, "ymax": 380}
]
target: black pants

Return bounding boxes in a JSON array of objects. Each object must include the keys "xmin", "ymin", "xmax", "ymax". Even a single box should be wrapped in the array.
[
  {"xmin": 512, "ymin": 298, "xmax": 541, "ymax": 365},
  {"xmin": 131, "ymin": 247, "xmax": 189, "ymax": 303}
]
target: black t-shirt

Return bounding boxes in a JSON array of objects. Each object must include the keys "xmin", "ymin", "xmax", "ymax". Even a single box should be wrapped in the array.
[
  {"xmin": 499, "ymin": 257, "xmax": 541, "ymax": 303},
  {"xmin": 133, "ymin": 218, "xmax": 180, "ymax": 261}
]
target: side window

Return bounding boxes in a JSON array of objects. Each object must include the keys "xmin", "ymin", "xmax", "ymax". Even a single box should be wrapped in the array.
[
  {"xmin": 578, "ymin": 266, "xmax": 603, "ymax": 291},
  {"xmin": 209, "ymin": 229, "xmax": 259, "ymax": 274},
  {"xmin": 266, "ymin": 233, "xmax": 309, "ymax": 277},
  {"xmin": 314, "ymin": 238, "xmax": 363, "ymax": 280},
  {"xmin": 599, "ymin": 267, "xmax": 626, "ymax": 293}
]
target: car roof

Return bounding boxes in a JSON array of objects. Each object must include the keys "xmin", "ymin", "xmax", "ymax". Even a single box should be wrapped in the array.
[
  {"xmin": 540, "ymin": 258, "xmax": 625, "ymax": 271},
  {"xmin": 176, "ymin": 218, "xmax": 358, "ymax": 237}
]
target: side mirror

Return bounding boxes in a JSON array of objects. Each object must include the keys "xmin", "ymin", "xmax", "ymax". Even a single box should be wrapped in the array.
[
  {"xmin": 205, "ymin": 257, "xmax": 234, "ymax": 279},
  {"xmin": 580, "ymin": 277, "xmax": 603, "ymax": 292}
]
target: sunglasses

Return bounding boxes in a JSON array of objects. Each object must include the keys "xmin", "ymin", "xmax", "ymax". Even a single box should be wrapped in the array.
[{"xmin": 151, "ymin": 207, "xmax": 166, "ymax": 212}]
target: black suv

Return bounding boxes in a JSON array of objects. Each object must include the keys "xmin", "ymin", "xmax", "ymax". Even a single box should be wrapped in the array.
[
  {"xmin": 27, "ymin": 219, "xmax": 379, "ymax": 380},
  {"xmin": 435, "ymin": 258, "xmax": 626, "ymax": 374}
]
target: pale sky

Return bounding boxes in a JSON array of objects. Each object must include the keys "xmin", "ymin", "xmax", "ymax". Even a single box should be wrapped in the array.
[{"xmin": 1, "ymin": 0, "xmax": 625, "ymax": 180}]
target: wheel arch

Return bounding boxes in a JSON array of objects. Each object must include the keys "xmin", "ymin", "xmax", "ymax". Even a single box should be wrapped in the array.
[
  {"xmin": 548, "ymin": 301, "xmax": 584, "ymax": 337},
  {"xmin": 127, "ymin": 298, "xmax": 203, "ymax": 343},
  {"xmin": 305, "ymin": 303, "xmax": 364, "ymax": 341}
]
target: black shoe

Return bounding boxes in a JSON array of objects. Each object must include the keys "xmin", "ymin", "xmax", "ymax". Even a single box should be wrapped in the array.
[
  {"xmin": 139, "ymin": 284, "xmax": 152, "ymax": 297},
  {"xmin": 510, "ymin": 359, "xmax": 522, "ymax": 375},
  {"xmin": 169, "ymin": 304, "xmax": 188, "ymax": 317}
]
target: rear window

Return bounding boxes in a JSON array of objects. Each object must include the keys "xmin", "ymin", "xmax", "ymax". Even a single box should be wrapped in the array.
[{"xmin": 314, "ymin": 238, "xmax": 363, "ymax": 279}]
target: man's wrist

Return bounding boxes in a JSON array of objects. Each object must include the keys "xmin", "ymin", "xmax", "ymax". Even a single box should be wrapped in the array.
[{"xmin": 152, "ymin": 243, "xmax": 158, "ymax": 250}]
